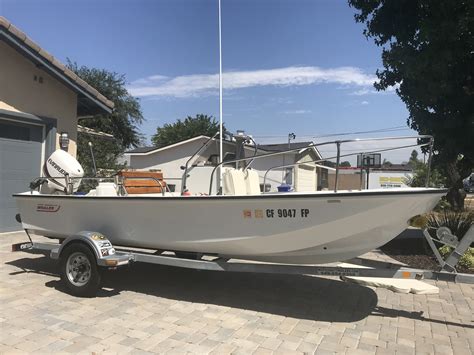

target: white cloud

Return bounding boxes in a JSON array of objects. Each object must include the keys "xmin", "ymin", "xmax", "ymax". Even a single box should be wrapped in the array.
[
  {"xmin": 128, "ymin": 66, "xmax": 377, "ymax": 98},
  {"xmin": 350, "ymin": 84, "xmax": 399, "ymax": 96},
  {"xmin": 351, "ymin": 88, "xmax": 375, "ymax": 96},
  {"xmin": 361, "ymin": 101, "xmax": 369, "ymax": 105},
  {"xmin": 282, "ymin": 109, "xmax": 312, "ymax": 114},
  {"xmin": 130, "ymin": 74, "xmax": 169, "ymax": 86}
]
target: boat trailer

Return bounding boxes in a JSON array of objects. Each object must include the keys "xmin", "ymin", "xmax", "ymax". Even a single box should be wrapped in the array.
[{"xmin": 12, "ymin": 225, "xmax": 474, "ymax": 297}]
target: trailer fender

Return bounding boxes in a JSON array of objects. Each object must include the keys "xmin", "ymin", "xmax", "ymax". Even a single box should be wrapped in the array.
[{"xmin": 50, "ymin": 231, "xmax": 117, "ymax": 265}]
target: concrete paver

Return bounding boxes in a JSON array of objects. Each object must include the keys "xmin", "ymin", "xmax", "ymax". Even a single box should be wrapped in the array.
[{"xmin": 1, "ymin": 231, "xmax": 473, "ymax": 354}]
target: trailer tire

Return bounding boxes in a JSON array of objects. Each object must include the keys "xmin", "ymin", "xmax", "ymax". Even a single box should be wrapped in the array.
[{"xmin": 60, "ymin": 243, "xmax": 101, "ymax": 297}]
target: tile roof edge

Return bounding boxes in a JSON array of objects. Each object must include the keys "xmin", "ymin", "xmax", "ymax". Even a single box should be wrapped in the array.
[{"xmin": 0, "ymin": 16, "xmax": 114, "ymax": 110}]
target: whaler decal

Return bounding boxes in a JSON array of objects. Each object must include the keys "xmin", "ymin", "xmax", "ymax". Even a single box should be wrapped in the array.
[{"xmin": 36, "ymin": 204, "xmax": 61, "ymax": 213}]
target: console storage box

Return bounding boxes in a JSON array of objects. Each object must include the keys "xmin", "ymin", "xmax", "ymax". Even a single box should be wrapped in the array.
[{"xmin": 118, "ymin": 170, "xmax": 167, "ymax": 194}]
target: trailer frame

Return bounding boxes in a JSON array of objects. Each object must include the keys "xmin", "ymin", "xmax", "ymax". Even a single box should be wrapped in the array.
[{"xmin": 11, "ymin": 226, "xmax": 474, "ymax": 297}]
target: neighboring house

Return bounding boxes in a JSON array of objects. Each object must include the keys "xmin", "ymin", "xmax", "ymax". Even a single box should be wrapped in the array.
[
  {"xmin": 125, "ymin": 136, "xmax": 323, "ymax": 194},
  {"xmin": 255, "ymin": 141, "xmax": 324, "ymax": 193},
  {"xmin": 0, "ymin": 17, "xmax": 114, "ymax": 231}
]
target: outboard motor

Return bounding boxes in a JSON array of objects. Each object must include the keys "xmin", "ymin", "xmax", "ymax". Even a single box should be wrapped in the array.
[{"xmin": 42, "ymin": 149, "xmax": 84, "ymax": 194}]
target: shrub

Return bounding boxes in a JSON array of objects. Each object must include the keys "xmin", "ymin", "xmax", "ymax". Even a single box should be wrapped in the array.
[
  {"xmin": 439, "ymin": 245, "xmax": 474, "ymax": 270},
  {"xmin": 427, "ymin": 210, "xmax": 473, "ymax": 242},
  {"xmin": 408, "ymin": 214, "xmax": 429, "ymax": 228}
]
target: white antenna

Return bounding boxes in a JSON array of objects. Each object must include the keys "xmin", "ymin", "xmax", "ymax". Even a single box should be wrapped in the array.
[{"xmin": 218, "ymin": 0, "xmax": 223, "ymax": 192}]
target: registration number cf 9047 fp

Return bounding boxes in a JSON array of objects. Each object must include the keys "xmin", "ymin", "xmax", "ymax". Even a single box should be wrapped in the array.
[{"xmin": 266, "ymin": 209, "xmax": 309, "ymax": 218}]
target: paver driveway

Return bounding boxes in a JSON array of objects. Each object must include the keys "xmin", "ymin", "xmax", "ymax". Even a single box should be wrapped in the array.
[{"xmin": 1, "ymin": 231, "xmax": 473, "ymax": 354}]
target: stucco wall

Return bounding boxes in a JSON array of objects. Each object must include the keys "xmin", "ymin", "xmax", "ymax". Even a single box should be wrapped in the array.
[
  {"xmin": 328, "ymin": 173, "xmax": 362, "ymax": 190},
  {"xmin": 0, "ymin": 41, "xmax": 78, "ymax": 156}
]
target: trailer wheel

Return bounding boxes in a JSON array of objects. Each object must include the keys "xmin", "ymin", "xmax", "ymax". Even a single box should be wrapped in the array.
[{"xmin": 60, "ymin": 243, "xmax": 101, "ymax": 297}]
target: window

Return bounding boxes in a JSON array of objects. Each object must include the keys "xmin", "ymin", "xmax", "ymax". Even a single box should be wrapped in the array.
[
  {"xmin": 0, "ymin": 120, "xmax": 42, "ymax": 142},
  {"xmin": 207, "ymin": 153, "xmax": 236, "ymax": 166},
  {"xmin": 285, "ymin": 167, "xmax": 293, "ymax": 185},
  {"xmin": 224, "ymin": 153, "xmax": 236, "ymax": 163},
  {"xmin": 318, "ymin": 169, "xmax": 329, "ymax": 190}
]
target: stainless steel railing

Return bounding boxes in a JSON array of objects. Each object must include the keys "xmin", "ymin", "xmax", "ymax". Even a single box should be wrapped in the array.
[
  {"xmin": 181, "ymin": 131, "xmax": 220, "ymax": 194},
  {"xmin": 30, "ymin": 175, "xmax": 171, "ymax": 196},
  {"xmin": 208, "ymin": 135, "xmax": 434, "ymax": 194},
  {"xmin": 261, "ymin": 140, "xmax": 433, "ymax": 193},
  {"xmin": 262, "ymin": 163, "xmax": 336, "ymax": 193}
]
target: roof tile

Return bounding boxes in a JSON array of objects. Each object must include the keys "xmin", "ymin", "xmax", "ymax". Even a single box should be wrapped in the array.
[
  {"xmin": 63, "ymin": 68, "xmax": 79, "ymax": 82},
  {"xmin": 7, "ymin": 23, "xmax": 26, "ymax": 41},
  {"xmin": 97, "ymin": 93, "xmax": 111, "ymax": 105},
  {"xmin": 52, "ymin": 57, "xmax": 67, "ymax": 72},
  {"xmin": 38, "ymin": 48, "xmax": 54, "ymax": 63},
  {"xmin": 23, "ymin": 35, "xmax": 41, "ymax": 53},
  {"xmin": 75, "ymin": 76, "xmax": 90, "ymax": 91},
  {"xmin": 85, "ymin": 85, "xmax": 100, "ymax": 98},
  {"xmin": 0, "ymin": 16, "xmax": 10, "ymax": 29},
  {"xmin": 0, "ymin": 16, "xmax": 114, "ymax": 111}
]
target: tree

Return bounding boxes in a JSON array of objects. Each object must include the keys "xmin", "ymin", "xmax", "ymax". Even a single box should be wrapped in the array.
[
  {"xmin": 67, "ymin": 60, "xmax": 144, "ymax": 149},
  {"xmin": 349, "ymin": 0, "xmax": 474, "ymax": 210},
  {"xmin": 407, "ymin": 163, "xmax": 447, "ymax": 189},
  {"xmin": 408, "ymin": 150, "xmax": 421, "ymax": 169},
  {"xmin": 404, "ymin": 150, "xmax": 447, "ymax": 188},
  {"xmin": 66, "ymin": 60, "xmax": 144, "ymax": 176},
  {"xmin": 382, "ymin": 158, "xmax": 392, "ymax": 167},
  {"xmin": 152, "ymin": 114, "xmax": 223, "ymax": 147},
  {"xmin": 409, "ymin": 150, "xmax": 418, "ymax": 164},
  {"xmin": 76, "ymin": 133, "xmax": 125, "ymax": 191}
]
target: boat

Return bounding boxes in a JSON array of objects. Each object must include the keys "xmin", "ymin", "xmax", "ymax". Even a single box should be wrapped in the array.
[
  {"xmin": 14, "ymin": 187, "xmax": 444, "ymax": 264},
  {"xmin": 11, "ymin": 3, "xmax": 446, "ymax": 265},
  {"xmin": 13, "ymin": 135, "xmax": 446, "ymax": 265}
]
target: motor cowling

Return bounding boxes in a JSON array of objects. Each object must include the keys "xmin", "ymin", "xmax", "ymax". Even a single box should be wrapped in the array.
[{"xmin": 43, "ymin": 149, "xmax": 84, "ymax": 193}]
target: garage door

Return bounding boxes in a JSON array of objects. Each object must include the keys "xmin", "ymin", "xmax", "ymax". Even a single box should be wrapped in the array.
[{"xmin": 0, "ymin": 119, "xmax": 43, "ymax": 232}]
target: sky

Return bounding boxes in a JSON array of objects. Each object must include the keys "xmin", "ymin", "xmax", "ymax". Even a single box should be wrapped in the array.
[{"xmin": 1, "ymin": 0, "xmax": 420, "ymax": 163}]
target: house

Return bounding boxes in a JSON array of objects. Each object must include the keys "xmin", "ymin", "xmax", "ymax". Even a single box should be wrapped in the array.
[
  {"xmin": 255, "ymin": 141, "xmax": 324, "ymax": 192},
  {"xmin": 0, "ymin": 17, "xmax": 114, "ymax": 231},
  {"xmin": 124, "ymin": 136, "xmax": 323, "ymax": 194}
]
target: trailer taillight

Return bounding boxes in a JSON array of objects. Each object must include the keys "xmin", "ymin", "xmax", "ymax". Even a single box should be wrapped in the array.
[{"xmin": 104, "ymin": 259, "xmax": 118, "ymax": 266}]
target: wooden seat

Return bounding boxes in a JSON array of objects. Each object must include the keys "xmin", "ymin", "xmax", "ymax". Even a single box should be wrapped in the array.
[{"xmin": 117, "ymin": 170, "xmax": 167, "ymax": 194}]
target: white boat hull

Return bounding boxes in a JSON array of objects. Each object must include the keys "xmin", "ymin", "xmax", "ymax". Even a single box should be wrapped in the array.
[{"xmin": 14, "ymin": 188, "xmax": 444, "ymax": 264}]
